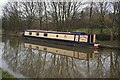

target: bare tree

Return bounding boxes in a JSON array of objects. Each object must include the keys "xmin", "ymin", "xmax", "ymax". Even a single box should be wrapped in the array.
[
  {"xmin": 51, "ymin": 2, "xmax": 59, "ymax": 30},
  {"xmin": 99, "ymin": 2, "xmax": 108, "ymax": 34},
  {"xmin": 104, "ymin": 2, "xmax": 119, "ymax": 41},
  {"xmin": 2, "ymin": 2, "xmax": 22, "ymax": 33},
  {"xmin": 43, "ymin": 2, "xmax": 48, "ymax": 30},
  {"xmin": 37, "ymin": 2, "xmax": 43, "ymax": 29},
  {"xmin": 89, "ymin": 2, "xmax": 94, "ymax": 34},
  {"xmin": 118, "ymin": 1, "xmax": 120, "ymax": 42},
  {"xmin": 22, "ymin": 1, "xmax": 37, "ymax": 29}
]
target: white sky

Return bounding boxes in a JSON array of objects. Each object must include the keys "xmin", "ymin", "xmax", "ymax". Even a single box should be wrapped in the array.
[
  {"xmin": 0, "ymin": 0, "xmax": 8, "ymax": 5},
  {"xmin": 0, "ymin": 0, "xmax": 8, "ymax": 17},
  {"xmin": 0, "ymin": 0, "xmax": 118, "ymax": 17}
]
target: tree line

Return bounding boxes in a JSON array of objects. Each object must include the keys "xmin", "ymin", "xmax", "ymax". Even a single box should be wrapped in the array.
[{"xmin": 2, "ymin": 1, "xmax": 120, "ymax": 41}]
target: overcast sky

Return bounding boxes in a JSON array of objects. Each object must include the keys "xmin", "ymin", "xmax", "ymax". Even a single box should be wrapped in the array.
[
  {"xmin": 0, "ymin": 0, "xmax": 8, "ymax": 17},
  {"xmin": 0, "ymin": 0, "xmax": 118, "ymax": 17}
]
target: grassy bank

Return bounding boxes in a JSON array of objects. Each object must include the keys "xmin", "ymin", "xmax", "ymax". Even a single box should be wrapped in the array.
[
  {"xmin": 2, "ymin": 31, "xmax": 22, "ymax": 37},
  {"xmin": 98, "ymin": 41, "xmax": 118, "ymax": 46},
  {"xmin": 98, "ymin": 40, "xmax": 120, "ymax": 49},
  {"xmin": 74, "ymin": 28, "xmax": 110, "ymax": 34},
  {"xmin": 0, "ymin": 67, "xmax": 18, "ymax": 79}
]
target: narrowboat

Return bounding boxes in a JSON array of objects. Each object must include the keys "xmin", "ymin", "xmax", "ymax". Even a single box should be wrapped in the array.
[{"xmin": 22, "ymin": 29, "xmax": 99, "ymax": 48}]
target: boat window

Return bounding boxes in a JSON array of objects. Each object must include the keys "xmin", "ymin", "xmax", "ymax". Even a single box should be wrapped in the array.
[
  {"xmin": 36, "ymin": 46, "xmax": 39, "ymax": 49},
  {"xmin": 56, "ymin": 35, "xmax": 58, "ymax": 37},
  {"xmin": 29, "ymin": 45, "xmax": 32, "ymax": 47},
  {"xmin": 44, "ymin": 48, "xmax": 47, "ymax": 50},
  {"xmin": 64, "ymin": 35, "xmax": 67, "ymax": 38},
  {"xmin": 44, "ymin": 33, "xmax": 48, "ymax": 36},
  {"xmin": 36, "ymin": 33, "xmax": 39, "ymax": 36},
  {"xmin": 29, "ymin": 32, "xmax": 32, "ymax": 35}
]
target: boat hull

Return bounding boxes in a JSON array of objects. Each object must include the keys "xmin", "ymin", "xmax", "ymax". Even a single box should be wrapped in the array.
[{"xmin": 22, "ymin": 35, "xmax": 94, "ymax": 48}]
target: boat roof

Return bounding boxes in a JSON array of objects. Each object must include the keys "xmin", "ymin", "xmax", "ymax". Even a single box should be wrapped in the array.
[{"xmin": 25, "ymin": 29, "xmax": 88, "ymax": 35}]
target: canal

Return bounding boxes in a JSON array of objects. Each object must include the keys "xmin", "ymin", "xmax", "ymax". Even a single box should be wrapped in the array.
[{"xmin": 0, "ymin": 35, "xmax": 120, "ymax": 78}]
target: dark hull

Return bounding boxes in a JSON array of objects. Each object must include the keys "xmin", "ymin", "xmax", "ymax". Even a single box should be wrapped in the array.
[{"xmin": 22, "ymin": 35, "xmax": 94, "ymax": 48}]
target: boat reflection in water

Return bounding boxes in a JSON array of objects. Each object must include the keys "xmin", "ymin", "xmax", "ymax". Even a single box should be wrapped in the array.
[
  {"xmin": 2, "ymin": 36, "xmax": 119, "ymax": 78},
  {"xmin": 24, "ymin": 41, "xmax": 99, "ymax": 61},
  {"xmin": 20, "ymin": 41, "xmax": 100, "ymax": 78}
]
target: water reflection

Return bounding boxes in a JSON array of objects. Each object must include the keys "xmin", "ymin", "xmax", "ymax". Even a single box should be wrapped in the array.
[
  {"xmin": 1, "ymin": 36, "xmax": 120, "ymax": 78},
  {"xmin": 24, "ymin": 42, "xmax": 99, "ymax": 60}
]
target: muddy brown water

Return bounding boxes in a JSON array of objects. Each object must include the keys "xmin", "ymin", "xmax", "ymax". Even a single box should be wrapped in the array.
[{"xmin": 0, "ymin": 35, "xmax": 120, "ymax": 78}]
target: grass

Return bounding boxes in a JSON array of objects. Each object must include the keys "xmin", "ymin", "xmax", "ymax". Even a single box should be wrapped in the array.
[
  {"xmin": 98, "ymin": 40, "xmax": 119, "ymax": 47},
  {"xmin": 0, "ymin": 67, "xmax": 18, "ymax": 80},
  {"xmin": 73, "ymin": 28, "xmax": 110, "ymax": 34}
]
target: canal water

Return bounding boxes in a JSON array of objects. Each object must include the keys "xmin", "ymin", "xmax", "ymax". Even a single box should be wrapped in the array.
[{"xmin": 0, "ymin": 35, "xmax": 120, "ymax": 78}]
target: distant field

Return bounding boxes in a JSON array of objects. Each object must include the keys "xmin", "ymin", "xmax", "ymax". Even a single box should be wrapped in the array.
[{"xmin": 73, "ymin": 28, "xmax": 110, "ymax": 34}]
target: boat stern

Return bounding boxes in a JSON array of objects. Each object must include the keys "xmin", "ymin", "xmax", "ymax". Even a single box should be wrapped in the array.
[{"xmin": 93, "ymin": 43, "xmax": 100, "ymax": 49}]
